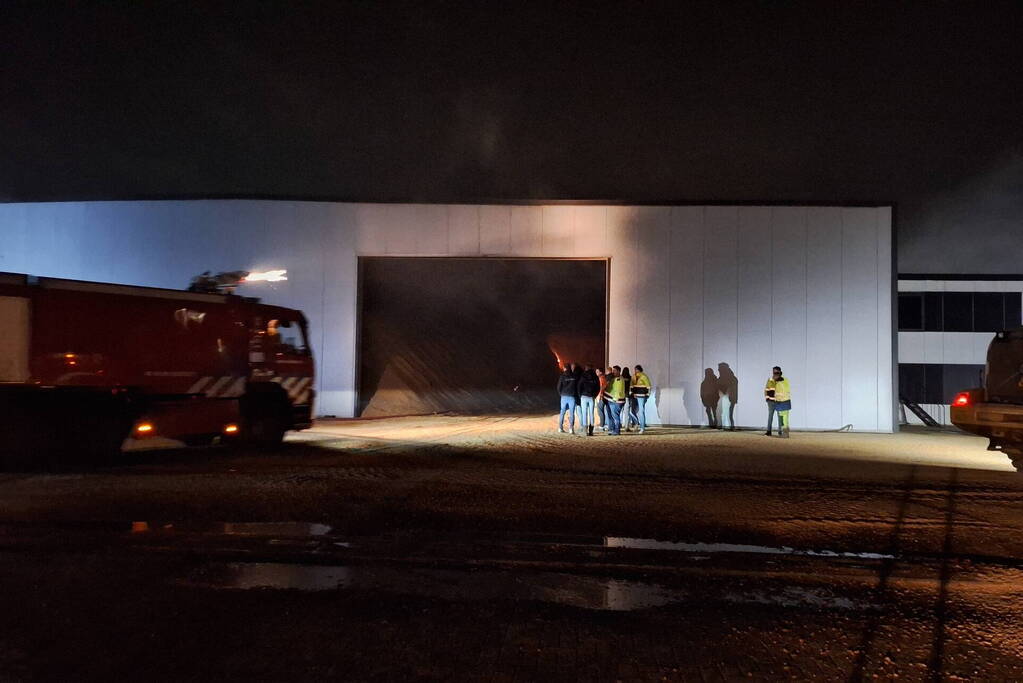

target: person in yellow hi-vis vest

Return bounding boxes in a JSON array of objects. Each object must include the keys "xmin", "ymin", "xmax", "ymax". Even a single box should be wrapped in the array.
[
  {"xmin": 607, "ymin": 366, "xmax": 627, "ymax": 435},
  {"xmin": 764, "ymin": 366, "xmax": 792, "ymax": 438}
]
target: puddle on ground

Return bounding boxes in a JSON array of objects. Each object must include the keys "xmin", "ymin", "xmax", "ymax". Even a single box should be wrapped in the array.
[
  {"xmin": 131, "ymin": 521, "xmax": 333, "ymax": 537},
  {"xmin": 183, "ymin": 562, "xmax": 875, "ymax": 612},
  {"xmin": 184, "ymin": 563, "xmax": 682, "ymax": 611},
  {"xmin": 604, "ymin": 537, "xmax": 894, "ymax": 560}
]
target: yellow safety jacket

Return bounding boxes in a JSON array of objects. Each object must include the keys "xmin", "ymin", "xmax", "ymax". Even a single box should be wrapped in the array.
[
  {"xmin": 773, "ymin": 378, "xmax": 791, "ymax": 402},
  {"xmin": 608, "ymin": 377, "xmax": 627, "ymax": 402}
]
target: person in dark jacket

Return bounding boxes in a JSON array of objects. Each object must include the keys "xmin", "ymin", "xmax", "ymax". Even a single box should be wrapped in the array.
[
  {"xmin": 572, "ymin": 363, "xmax": 584, "ymax": 428},
  {"xmin": 577, "ymin": 366, "xmax": 600, "ymax": 436},
  {"xmin": 557, "ymin": 363, "xmax": 579, "ymax": 434}
]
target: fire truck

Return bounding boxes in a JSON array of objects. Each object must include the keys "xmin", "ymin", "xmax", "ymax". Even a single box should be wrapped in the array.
[{"xmin": 0, "ymin": 272, "xmax": 314, "ymax": 464}]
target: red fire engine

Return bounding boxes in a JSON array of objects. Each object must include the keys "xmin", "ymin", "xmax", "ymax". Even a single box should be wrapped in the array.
[{"xmin": 0, "ymin": 273, "xmax": 314, "ymax": 463}]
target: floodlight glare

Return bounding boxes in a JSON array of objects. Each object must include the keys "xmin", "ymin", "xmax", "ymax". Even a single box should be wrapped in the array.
[{"xmin": 244, "ymin": 269, "xmax": 288, "ymax": 283}]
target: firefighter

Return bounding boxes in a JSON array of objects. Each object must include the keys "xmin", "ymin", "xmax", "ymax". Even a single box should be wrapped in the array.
[
  {"xmin": 266, "ymin": 319, "xmax": 281, "ymax": 347},
  {"xmin": 765, "ymin": 366, "xmax": 792, "ymax": 437}
]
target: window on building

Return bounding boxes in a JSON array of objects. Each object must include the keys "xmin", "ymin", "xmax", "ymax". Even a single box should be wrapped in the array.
[
  {"xmin": 973, "ymin": 292, "xmax": 1004, "ymax": 332},
  {"xmin": 898, "ymin": 288, "xmax": 1022, "ymax": 333},
  {"xmin": 897, "ymin": 293, "xmax": 923, "ymax": 331},
  {"xmin": 899, "ymin": 362, "xmax": 944, "ymax": 405},
  {"xmin": 924, "ymin": 364, "xmax": 944, "ymax": 404},
  {"xmin": 898, "ymin": 363, "xmax": 925, "ymax": 403},
  {"xmin": 900, "ymin": 363, "xmax": 985, "ymax": 405},
  {"xmin": 1006, "ymin": 293, "xmax": 1022, "ymax": 329},
  {"xmin": 924, "ymin": 292, "xmax": 943, "ymax": 331},
  {"xmin": 941, "ymin": 364, "xmax": 985, "ymax": 402},
  {"xmin": 943, "ymin": 292, "xmax": 973, "ymax": 332}
]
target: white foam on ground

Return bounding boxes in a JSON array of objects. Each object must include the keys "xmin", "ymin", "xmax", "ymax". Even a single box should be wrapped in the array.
[{"xmin": 604, "ymin": 537, "xmax": 893, "ymax": 560}]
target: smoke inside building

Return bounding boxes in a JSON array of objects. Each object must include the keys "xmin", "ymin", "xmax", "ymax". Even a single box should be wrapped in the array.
[{"xmin": 358, "ymin": 258, "xmax": 606, "ymax": 416}]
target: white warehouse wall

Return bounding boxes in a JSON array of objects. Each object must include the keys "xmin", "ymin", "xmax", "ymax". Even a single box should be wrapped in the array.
[{"xmin": 0, "ymin": 201, "xmax": 894, "ymax": 431}]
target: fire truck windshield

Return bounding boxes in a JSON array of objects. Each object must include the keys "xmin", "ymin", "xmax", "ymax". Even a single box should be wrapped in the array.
[{"xmin": 270, "ymin": 319, "xmax": 308, "ymax": 356}]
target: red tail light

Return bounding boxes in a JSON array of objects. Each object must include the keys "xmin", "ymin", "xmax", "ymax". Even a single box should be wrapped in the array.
[{"xmin": 952, "ymin": 392, "xmax": 971, "ymax": 407}]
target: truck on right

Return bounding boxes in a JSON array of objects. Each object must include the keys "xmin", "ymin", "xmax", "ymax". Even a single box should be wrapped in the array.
[{"xmin": 951, "ymin": 327, "xmax": 1023, "ymax": 472}]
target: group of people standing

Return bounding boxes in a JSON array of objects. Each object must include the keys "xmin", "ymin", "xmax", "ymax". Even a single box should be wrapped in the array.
[
  {"xmin": 557, "ymin": 364, "xmax": 651, "ymax": 436},
  {"xmin": 556, "ymin": 362, "xmax": 793, "ymax": 436}
]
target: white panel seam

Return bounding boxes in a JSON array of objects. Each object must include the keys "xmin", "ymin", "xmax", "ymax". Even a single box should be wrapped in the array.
[
  {"xmin": 769, "ymin": 207, "xmax": 775, "ymax": 375},
  {"xmin": 840, "ymin": 209, "xmax": 845, "ymax": 428},
  {"xmin": 876, "ymin": 208, "xmax": 881, "ymax": 431},
  {"xmin": 662, "ymin": 205, "xmax": 671, "ymax": 423},
  {"xmin": 701, "ymin": 206, "xmax": 706, "ymax": 375}
]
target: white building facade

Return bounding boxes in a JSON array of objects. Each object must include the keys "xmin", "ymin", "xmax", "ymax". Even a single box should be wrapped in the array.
[{"xmin": 0, "ymin": 200, "xmax": 895, "ymax": 431}]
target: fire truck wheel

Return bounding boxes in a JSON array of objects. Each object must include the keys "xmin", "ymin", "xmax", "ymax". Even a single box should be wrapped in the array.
[{"xmin": 240, "ymin": 404, "xmax": 287, "ymax": 448}]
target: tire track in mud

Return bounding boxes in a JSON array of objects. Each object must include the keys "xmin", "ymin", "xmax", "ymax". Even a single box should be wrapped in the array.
[
  {"xmin": 280, "ymin": 468, "xmax": 401, "ymax": 483},
  {"xmin": 435, "ymin": 459, "xmax": 1023, "ymax": 501}
]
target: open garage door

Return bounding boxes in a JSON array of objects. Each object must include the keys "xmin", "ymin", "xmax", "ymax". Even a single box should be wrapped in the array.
[{"xmin": 357, "ymin": 258, "xmax": 607, "ymax": 417}]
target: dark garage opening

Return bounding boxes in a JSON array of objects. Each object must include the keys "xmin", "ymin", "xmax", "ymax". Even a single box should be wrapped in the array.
[{"xmin": 357, "ymin": 258, "xmax": 607, "ymax": 417}]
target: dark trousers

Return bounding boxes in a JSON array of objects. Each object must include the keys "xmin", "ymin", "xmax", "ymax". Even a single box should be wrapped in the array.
[{"xmin": 766, "ymin": 401, "xmax": 783, "ymax": 432}]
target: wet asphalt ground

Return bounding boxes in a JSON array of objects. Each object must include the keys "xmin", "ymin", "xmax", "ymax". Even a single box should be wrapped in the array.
[{"xmin": 1, "ymin": 416, "xmax": 1022, "ymax": 681}]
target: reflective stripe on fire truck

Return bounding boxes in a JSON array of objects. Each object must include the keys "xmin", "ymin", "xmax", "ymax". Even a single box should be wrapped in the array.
[
  {"xmin": 186, "ymin": 375, "xmax": 246, "ymax": 398},
  {"xmin": 206, "ymin": 376, "xmax": 232, "ymax": 397},
  {"xmin": 220, "ymin": 377, "xmax": 246, "ymax": 398},
  {"xmin": 291, "ymin": 377, "xmax": 312, "ymax": 405},
  {"xmin": 187, "ymin": 377, "xmax": 212, "ymax": 394},
  {"xmin": 185, "ymin": 375, "xmax": 311, "ymax": 403},
  {"xmin": 273, "ymin": 376, "xmax": 313, "ymax": 405}
]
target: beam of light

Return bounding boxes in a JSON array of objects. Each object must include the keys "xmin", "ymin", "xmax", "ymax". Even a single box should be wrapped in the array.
[{"xmin": 243, "ymin": 269, "xmax": 288, "ymax": 283}]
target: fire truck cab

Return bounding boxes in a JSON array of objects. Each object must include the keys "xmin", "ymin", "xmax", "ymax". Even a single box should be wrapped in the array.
[{"xmin": 0, "ymin": 273, "xmax": 315, "ymax": 464}]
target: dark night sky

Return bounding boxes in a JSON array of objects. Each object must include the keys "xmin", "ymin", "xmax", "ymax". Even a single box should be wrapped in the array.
[{"xmin": 2, "ymin": 1, "xmax": 1021, "ymax": 271}]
